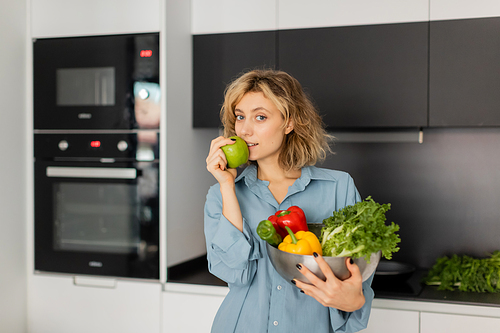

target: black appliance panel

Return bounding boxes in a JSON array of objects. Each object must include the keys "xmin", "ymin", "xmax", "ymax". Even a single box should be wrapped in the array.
[
  {"xmin": 34, "ymin": 134, "xmax": 159, "ymax": 279},
  {"xmin": 34, "ymin": 132, "xmax": 160, "ymax": 160},
  {"xmin": 33, "ymin": 33, "xmax": 159, "ymax": 130}
]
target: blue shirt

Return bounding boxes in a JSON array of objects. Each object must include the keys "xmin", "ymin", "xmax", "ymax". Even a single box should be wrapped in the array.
[{"xmin": 204, "ymin": 165, "xmax": 374, "ymax": 333}]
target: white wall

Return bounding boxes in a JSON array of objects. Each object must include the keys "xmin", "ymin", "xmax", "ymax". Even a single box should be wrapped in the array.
[
  {"xmin": 166, "ymin": 0, "xmax": 219, "ymax": 266},
  {"xmin": 0, "ymin": 0, "xmax": 28, "ymax": 331}
]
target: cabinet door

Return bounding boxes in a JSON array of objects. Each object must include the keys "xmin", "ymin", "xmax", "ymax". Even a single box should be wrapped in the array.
[
  {"xmin": 421, "ymin": 312, "xmax": 500, "ymax": 333},
  {"xmin": 191, "ymin": 0, "xmax": 277, "ymax": 34},
  {"xmin": 31, "ymin": 0, "xmax": 160, "ymax": 38},
  {"xmin": 430, "ymin": 0, "xmax": 500, "ymax": 21},
  {"xmin": 360, "ymin": 308, "xmax": 419, "ymax": 333},
  {"xmin": 429, "ymin": 17, "xmax": 500, "ymax": 126},
  {"xmin": 193, "ymin": 31, "xmax": 276, "ymax": 128},
  {"xmin": 278, "ymin": 0, "xmax": 429, "ymax": 30},
  {"xmin": 279, "ymin": 22, "xmax": 428, "ymax": 128},
  {"xmin": 29, "ymin": 275, "xmax": 161, "ymax": 333},
  {"xmin": 162, "ymin": 291, "xmax": 225, "ymax": 333}
]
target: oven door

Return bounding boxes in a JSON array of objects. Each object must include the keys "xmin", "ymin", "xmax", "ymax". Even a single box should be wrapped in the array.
[
  {"xmin": 33, "ymin": 33, "xmax": 159, "ymax": 130},
  {"xmin": 34, "ymin": 160, "xmax": 159, "ymax": 280}
]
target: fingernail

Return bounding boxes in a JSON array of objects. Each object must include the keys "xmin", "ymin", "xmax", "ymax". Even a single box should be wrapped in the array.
[
  {"xmin": 313, "ymin": 252, "xmax": 318, "ymax": 258},
  {"xmin": 300, "ymin": 290, "xmax": 304, "ymax": 293},
  {"xmin": 291, "ymin": 279, "xmax": 296, "ymax": 285},
  {"xmin": 350, "ymin": 258, "xmax": 354, "ymax": 264},
  {"xmin": 230, "ymin": 138, "xmax": 236, "ymax": 141},
  {"xmin": 296, "ymin": 264, "xmax": 302, "ymax": 270}
]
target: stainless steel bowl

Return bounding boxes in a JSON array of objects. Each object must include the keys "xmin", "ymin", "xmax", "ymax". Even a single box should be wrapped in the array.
[{"xmin": 266, "ymin": 223, "xmax": 381, "ymax": 285}]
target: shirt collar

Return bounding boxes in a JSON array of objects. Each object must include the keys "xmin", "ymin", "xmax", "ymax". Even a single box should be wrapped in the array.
[
  {"xmin": 236, "ymin": 164, "xmax": 339, "ymax": 188},
  {"xmin": 236, "ymin": 164, "xmax": 339, "ymax": 208}
]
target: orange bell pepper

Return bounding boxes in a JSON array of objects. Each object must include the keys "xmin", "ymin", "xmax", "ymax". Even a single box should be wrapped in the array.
[{"xmin": 278, "ymin": 226, "xmax": 323, "ymax": 256}]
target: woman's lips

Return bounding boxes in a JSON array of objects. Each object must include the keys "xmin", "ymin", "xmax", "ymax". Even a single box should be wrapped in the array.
[{"xmin": 247, "ymin": 143, "xmax": 258, "ymax": 148}]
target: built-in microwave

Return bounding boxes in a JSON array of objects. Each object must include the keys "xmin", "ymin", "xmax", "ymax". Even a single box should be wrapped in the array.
[
  {"xmin": 34, "ymin": 133, "xmax": 160, "ymax": 279},
  {"xmin": 33, "ymin": 33, "xmax": 160, "ymax": 130}
]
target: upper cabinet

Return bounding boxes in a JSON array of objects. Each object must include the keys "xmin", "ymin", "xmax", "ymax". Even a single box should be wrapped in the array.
[
  {"xmin": 191, "ymin": 0, "xmax": 277, "ymax": 34},
  {"xmin": 193, "ymin": 31, "xmax": 277, "ymax": 128},
  {"xmin": 430, "ymin": 0, "xmax": 500, "ymax": 21},
  {"xmin": 192, "ymin": 0, "xmax": 429, "ymax": 129},
  {"xmin": 429, "ymin": 1, "xmax": 500, "ymax": 126},
  {"xmin": 31, "ymin": 0, "xmax": 161, "ymax": 38},
  {"xmin": 192, "ymin": 0, "xmax": 500, "ymax": 129},
  {"xmin": 429, "ymin": 16, "xmax": 500, "ymax": 126},
  {"xmin": 192, "ymin": 0, "xmax": 278, "ymax": 127},
  {"xmin": 278, "ymin": 0, "xmax": 429, "ymax": 29},
  {"xmin": 279, "ymin": 22, "xmax": 429, "ymax": 128}
]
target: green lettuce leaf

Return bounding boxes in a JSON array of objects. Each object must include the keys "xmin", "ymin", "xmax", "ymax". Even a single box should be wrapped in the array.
[{"xmin": 320, "ymin": 196, "xmax": 401, "ymax": 261}]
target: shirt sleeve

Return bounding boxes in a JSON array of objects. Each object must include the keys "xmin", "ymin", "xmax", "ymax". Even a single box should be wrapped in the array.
[
  {"xmin": 204, "ymin": 185, "xmax": 261, "ymax": 287},
  {"xmin": 347, "ymin": 173, "xmax": 362, "ymax": 205},
  {"xmin": 329, "ymin": 273, "xmax": 375, "ymax": 333}
]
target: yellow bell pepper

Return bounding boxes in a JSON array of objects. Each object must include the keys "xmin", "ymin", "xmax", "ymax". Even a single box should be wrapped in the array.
[{"xmin": 278, "ymin": 226, "xmax": 323, "ymax": 256}]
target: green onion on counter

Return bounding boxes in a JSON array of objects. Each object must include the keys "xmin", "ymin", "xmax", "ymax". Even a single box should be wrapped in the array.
[{"xmin": 423, "ymin": 251, "xmax": 500, "ymax": 293}]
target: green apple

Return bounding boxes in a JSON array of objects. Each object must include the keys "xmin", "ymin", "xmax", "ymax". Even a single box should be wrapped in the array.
[{"xmin": 221, "ymin": 136, "xmax": 249, "ymax": 168}]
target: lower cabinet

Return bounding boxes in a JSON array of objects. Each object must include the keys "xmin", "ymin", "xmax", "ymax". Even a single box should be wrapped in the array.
[
  {"xmin": 360, "ymin": 308, "xmax": 419, "ymax": 333},
  {"xmin": 162, "ymin": 291, "xmax": 224, "ymax": 333},
  {"xmin": 28, "ymin": 274, "xmax": 162, "ymax": 333},
  {"xmin": 30, "ymin": 277, "xmax": 500, "ymax": 333},
  {"xmin": 420, "ymin": 312, "xmax": 500, "ymax": 333},
  {"xmin": 160, "ymin": 291, "xmax": 500, "ymax": 333}
]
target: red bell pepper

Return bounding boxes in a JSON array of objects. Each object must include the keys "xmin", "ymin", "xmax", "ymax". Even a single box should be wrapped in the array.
[
  {"xmin": 267, "ymin": 213, "xmax": 287, "ymax": 239},
  {"xmin": 267, "ymin": 206, "xmax": 308, "ymax": 239}
]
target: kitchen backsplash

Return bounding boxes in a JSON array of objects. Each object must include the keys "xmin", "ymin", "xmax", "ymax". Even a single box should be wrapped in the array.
[{"xmin": 321, "ymin": 127, "xmax": 500, "ymax": 269}]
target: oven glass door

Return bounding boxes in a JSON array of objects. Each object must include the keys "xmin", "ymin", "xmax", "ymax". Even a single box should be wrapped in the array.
[{"xmin": 35, "ymin": 161, "xmax": 159, "ymax": 279}]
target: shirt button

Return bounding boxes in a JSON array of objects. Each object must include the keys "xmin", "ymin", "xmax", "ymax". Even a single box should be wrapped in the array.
[
  {"xmin": 273, "ymin": 321, "xmax": 279, "ymax": 326},
  {"xmin": 277, "ymin": 285, "xmax": 282, "ymax": 290}
]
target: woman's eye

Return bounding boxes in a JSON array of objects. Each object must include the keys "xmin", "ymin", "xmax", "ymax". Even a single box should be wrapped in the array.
[
  {"xmin": 256, "ymin": 115, "xmax": 267, "ymax": 121},
  {"xmin": 235, "ymin": 115, "xmax": 244, "ymax": 121}
]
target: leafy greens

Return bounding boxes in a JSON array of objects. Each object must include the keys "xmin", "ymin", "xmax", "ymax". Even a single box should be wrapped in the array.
[
  {"xmin": 320, "ymin": 196, "xmax": 400, "ymax": 261},
  {"xmin": 423, "ymin": 251, "xmax": 500, "ymax": 293}
]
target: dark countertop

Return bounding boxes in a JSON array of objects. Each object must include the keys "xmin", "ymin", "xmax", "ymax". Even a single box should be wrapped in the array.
[{"xmin": 167, "ymin": 256, "xmax": 500, "ymax": 308}]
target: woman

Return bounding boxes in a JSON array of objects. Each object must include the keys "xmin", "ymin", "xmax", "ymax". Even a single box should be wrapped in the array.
[{"xmin": 204, "ymin": 69, "xmax": 374, "ymax": 332}]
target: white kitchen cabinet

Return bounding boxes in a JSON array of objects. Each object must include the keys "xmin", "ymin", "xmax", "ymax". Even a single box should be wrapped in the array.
[
  {"xmin": 162, "ymin": 287, "xmax": 226, "ymax": 333},
  {"xmin": 31, "ymin": 0, "xmax": 161, "ymax": 38},
  {"xmin": 420, "ymin": 312, "xmax": 500, "ymax": 333},
  {"xmin": 28, "ymin": 274, "xmax": 162, "ymax": 333},
  {"xmin": 360, "ymin": 308, "xmax": 420, "ymax": 333},
  {"xmin": 430, "ymin": 0, "xmax": 500, "ymax": 21},
  {"xmin": 191, "ymin": 0, "xmax": 277, "ymax": 34},
  {"xmin": 277, "ymin": 0, "xmax": 429, "ymax": 30}
]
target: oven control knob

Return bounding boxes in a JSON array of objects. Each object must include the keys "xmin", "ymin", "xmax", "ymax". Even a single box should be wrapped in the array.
[
  {"xmin": 117, "ymin": 140, "xmax": 128, "ymax": 152},
  {"xmin": 58, "ymin": 140, "xmax": 69, "ymax": 151}
]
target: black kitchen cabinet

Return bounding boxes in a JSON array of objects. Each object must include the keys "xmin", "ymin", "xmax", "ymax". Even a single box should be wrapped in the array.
[
  {"xmin": 278, "ymin": 22, "xmax": 429, "ymax": 129},
  {"xmin": 429, "ymin": 17, "xmax": 500, "ymax": 126},
  {"xmin": 193, "ymin": 31, "xmax": 276, "ymax": 128}
]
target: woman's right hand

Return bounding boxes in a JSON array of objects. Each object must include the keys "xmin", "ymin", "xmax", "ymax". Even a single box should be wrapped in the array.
[{"xmin": 206, "ymin": 136, "xmax": 238, "ymax": 186}]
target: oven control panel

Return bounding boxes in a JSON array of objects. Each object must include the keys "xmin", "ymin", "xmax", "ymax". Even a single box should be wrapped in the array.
[{"xmin": 35, "ymin": 133, "xmax": 158, "ymax": 161}]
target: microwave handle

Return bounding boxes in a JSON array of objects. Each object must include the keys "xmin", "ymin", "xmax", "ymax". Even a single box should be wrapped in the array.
[{"xmin": 46, "ymin": 166, "xmax": 137, "ymax": 179}]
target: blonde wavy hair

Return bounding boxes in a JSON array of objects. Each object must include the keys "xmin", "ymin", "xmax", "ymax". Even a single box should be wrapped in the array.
[{"xmin": 220, "ymin": 69, "xmax": 333, "ymax": 171}]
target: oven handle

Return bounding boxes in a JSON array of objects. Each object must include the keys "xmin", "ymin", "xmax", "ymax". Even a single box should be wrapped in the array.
[{"xmin": 46, "ymin": 166, "xmax": 137, "ymax": 179}]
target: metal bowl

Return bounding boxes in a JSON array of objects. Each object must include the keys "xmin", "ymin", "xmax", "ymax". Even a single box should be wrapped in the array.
[{"xmin": 266, "ymin": 223, "xmax": 381, "ymax": 285}]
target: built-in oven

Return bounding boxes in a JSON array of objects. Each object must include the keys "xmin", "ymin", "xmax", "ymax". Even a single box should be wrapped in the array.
[
  {"xmin": 33, "ymin": 33, "xmax": 159, "ymax": 130},
  {"xmin": 34, "ymin": 133, "xmax": 159, "ymax": 279}
]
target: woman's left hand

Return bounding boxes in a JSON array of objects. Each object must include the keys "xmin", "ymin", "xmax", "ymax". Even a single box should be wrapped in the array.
[{"xmin": 293, "ymin": 255, "xmax": 365, "ymax": 312}]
